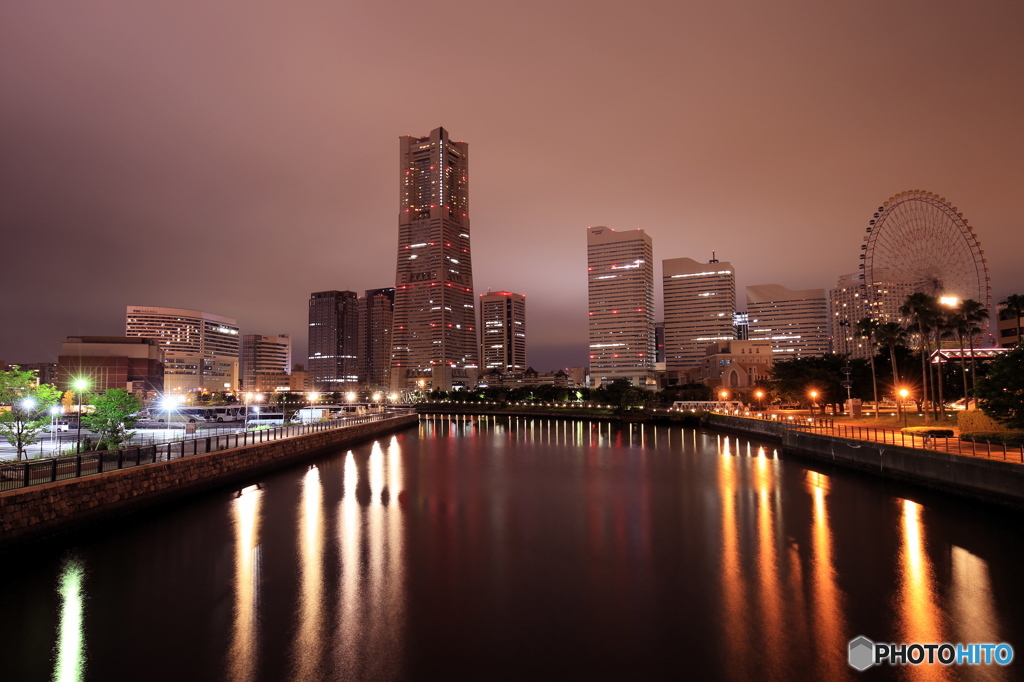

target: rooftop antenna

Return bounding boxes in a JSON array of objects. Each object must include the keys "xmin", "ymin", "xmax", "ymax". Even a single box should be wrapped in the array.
[{"xmin": 709, "ymin": 250, "xmax": 719, "ymax": 264}]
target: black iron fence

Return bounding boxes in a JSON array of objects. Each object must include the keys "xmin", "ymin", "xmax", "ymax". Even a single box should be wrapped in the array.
[{"xmin": 0, "ymin": 411, "xmax": 414, "ymax": 493}]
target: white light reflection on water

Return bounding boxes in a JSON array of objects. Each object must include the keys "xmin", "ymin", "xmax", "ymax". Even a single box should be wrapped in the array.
[
  {"xmin": 52, "ymin": 555, "xmax": 85, "ymax": 682},
  {"xmin": 899, "ymin": 499, "xmax": 951, "ymax": 682},
  {"xmin": 292, "ymin": 466, "xmax": 326, "ymax": 681},
  {"xmin": 228, "ymin": 484, "xmax": 263, "ymax": 682}
]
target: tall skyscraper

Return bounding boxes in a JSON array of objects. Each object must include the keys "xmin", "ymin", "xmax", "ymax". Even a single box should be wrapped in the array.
[
  {"xmin": 587, "ymin": 226, "xmax": 655, "ymax": 387},
  {"xmin": 747, "ymin": 284, "xmax": 829, "ymax": 358},
  {"xmin": 308, "ymin": 290, "xmax": 360, "ymax": 390},
  {"xmin": 829, "ymin": 271, "xmax": 914, "ymax": 358},
  {"xmin": 479, "ymin": 290, "xmax": 526, "ymax": 373},
  {"xmin": 390, "ymin": 127, "xmax": 477, "ymax": 391},
  {"xmin": 240, "ymin": 334, "xmax": 291, "ymax": 390},
  {"xmin": 125, "ymin": 305, "xmax": 239, "ymax": 392},
  {"xmin": 358, "ymin": 288, "xmax": 395, "ymax": 390},
  {"xmin": 662, "ymin": 255, "xmax": 736, "ymax": 371}
]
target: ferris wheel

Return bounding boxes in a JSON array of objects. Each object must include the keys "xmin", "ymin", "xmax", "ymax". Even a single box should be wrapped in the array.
[{"xmin": 861, "ymin": 189, "xmax": 991, "ymax": 308}]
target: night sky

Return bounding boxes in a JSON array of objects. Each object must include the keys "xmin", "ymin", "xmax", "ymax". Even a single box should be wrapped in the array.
[{"xmin": 3, "ymin": 0, "xmax": 1023, "ymax": 370}]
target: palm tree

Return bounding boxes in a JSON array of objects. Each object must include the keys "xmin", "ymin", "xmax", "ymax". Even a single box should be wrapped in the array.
[
  {"xmin": 960, "ymin": 298, "xmax": 990, "ymax": 407},
  {"xmin": 855, "ymin": 317, "xmax": 881, "ymax": 419},
  {"xmin": 944, "ymin": 306, "xmax": 972, "ymax": 411},
  {"xmin": 999, "ymin": 294, "xmax": 1024, "ymax": 347},
  {"xmin": 874, "ymin": 321, "xmax": 906, "ymax": 417},
  {"xmin": 901, "ymin": 293, "xmax": 938, "ymax": 422}
]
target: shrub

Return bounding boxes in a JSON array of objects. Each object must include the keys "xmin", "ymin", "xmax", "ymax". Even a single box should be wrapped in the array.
[
  {"xmin": 960, "ymin": 431, "xmax": 1024, "ymax": 446},
  {"xmin": 955, "ymin": 410, "xmax": 1006, "ymax": 434},
  {"xmin": 901, "ymin": 427, "xmax": 955, "ymax": 437}
]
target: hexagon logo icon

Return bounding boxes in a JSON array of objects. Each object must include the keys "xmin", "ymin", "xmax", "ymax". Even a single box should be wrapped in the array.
[{"xmin": 848, "ymin": 636, "xmax": 875, "ymax": 671}]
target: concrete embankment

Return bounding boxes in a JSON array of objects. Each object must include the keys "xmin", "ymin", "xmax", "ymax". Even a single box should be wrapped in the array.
[
  {"xmin": 703, "ymin": 413, "xmax": 1024, "ymax": 507},
  {"xmin": 0, "ymin": 414, "xmax": 418, "ymax": 548}
]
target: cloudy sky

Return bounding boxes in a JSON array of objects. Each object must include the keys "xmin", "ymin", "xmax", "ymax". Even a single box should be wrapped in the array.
[{"xmin": 2, "ymin": 0, "xmax": 1022, "ymax": 370}]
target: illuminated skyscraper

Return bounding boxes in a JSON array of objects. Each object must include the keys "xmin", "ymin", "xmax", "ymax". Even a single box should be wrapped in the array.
[
  {"xmin": 747, "ymin": 284, "xmax": 829, "ymax": 358},
  {"xmin": 240, "ymin": 334, "xmax": 291, "ymax": 390},
  {"xmin": 662, "ymin": 255, "xmax": 736, "ymax": 370},
  {"xmin": 358, "ymin": 288, "xmax": 395, "ymax": 390},
  {"xmin": 390, "ymin": 127, "xmax": 477, "ymax": 391},
  {"xmin": 308, "ymin": 290, "xmax": 360, "ymax": 390},
  {"xmin": 479, "ymin": 291, "xmax": 526, "ymax": 372},
  {"xmin": 125, "ymin": 305, "xmax": 239, "ymax": 392},
  {"xmin": 587, "ymin": 226, "xmax": 655, "ymax": 387}
]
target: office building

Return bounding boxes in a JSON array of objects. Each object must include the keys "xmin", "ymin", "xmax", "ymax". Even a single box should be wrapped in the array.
[
  {"xmin": 747, "ymin": 284, "xmax": 829, "ymax": 358},
  {"xmin": 125, "ymin": 306, "xmax": 239, "ymax": 392},
  {"xmin": 997, "ymin": 306, "xmax": 1022, "ymax": 348},
  {"xmin": 58, "ymin": 336, "xmax": 164, "ymax": 394},
  {"xmin": 358, "ymin": 288, "xmax": 395, "ymax": 390},
  {"xmin": 479, "ymin": 290, "xmax": 526, "ymax": 373},
  {"xmin": 240, "ymin": 334, "xmax": 291, "ymax": 390},
  {"xmin": 390, "ymin": 127, "xmax": 478, "ymax": 391},
  {"xmin": 308, "ymin": 290, "xmax": 360, "ymax": 391},
  {"xmin": 587, "ymin": 226, "xmax": 655, "ymax": 387},
  {"xmin": 663, "ymin": 256, "xmax": 736, "ymax": 371},
  {"xmin": 829, "ymin": 271, "xmax": 914, "ymax": 358}
]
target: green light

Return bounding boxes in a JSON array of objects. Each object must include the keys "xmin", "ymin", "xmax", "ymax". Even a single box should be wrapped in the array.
[{"xmin": 73, "ymin": 379, "xmax": 87, "ymax": 391}]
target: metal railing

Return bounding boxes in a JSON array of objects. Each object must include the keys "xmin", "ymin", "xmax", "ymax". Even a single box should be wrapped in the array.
[
  {"xmin": 0, "ymin": 410, "xmax": 415, "ymax": 493},
  {"xmin": 787, "ymin": 418, "xmax": 1024, "ymax": 463}
]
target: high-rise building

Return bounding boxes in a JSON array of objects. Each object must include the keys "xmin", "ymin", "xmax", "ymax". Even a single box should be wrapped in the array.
[
  {"xmin": 358, "ymin": 288, "xmax": 395, "ymax": 390},
  {"xmin": 479, "ymin": 291, "xmax": 526, "ymax": 373},
  {"xmin": 587, "ymin": 226, "xmax": 655, "ymax": 387},
  {"xmin": 308, "ymin": 290, "xmax": 360, "ymax": 390},
  {"xmin": 747, "ymin": 284, "xmax": 829, "ymax": 359},
  {"xmin": 662, "ymin": 256, "xmax": 736, "ymax": 370},
  {"xmin": 125, "ymin": 306, "xmax": 239, "ymax": 392},
  {"xmin": 390, "ymin": 127, "xmax": 477, "ymax": 391},
  {"xmin": 829, "ymin": 271, "xmax": 914, "ymax": 358},
  {"xmin": 240, "ymin": 334, "xmax": 291, "ymax": 390}
]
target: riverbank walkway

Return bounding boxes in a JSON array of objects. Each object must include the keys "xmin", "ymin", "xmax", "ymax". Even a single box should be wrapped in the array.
[
  {"xmin": 747, "ymin": 411, "xmax": 1024, "ymax": 464},
  {"xmin": 0, "ymin": 409, "xmax": 416, "ymax": 492}
]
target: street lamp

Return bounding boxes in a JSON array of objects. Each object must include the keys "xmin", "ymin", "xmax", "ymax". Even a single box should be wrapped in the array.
[
  {"xmin": 899, "ymin": 388, "xmax": 910, "ymax": 428},
  {"xmin": 809, "ymin": 390, "xmax": 819, "ymax": 417},
  {"xmin": 50, "ymin": 405, "xmax": 62, "ymax": 451},
  {"xmin": 73, "ymin": 379, "xmax": 88, "ymax": 453},
  {"xmin": 755, "ymin": 390, "xmax": 765, "ymax": 411}
]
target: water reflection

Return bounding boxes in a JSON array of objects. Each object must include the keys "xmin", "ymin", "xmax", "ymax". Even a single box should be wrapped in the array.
[
  {"xmin": 292, "ymin": 467, "xmax": 326, "ymax": 681},
  {"xmin": 898, "ymin": 499, "xmax": 950, "ymax": 681},
  {"xmin": 228, "ymin": 485, "xmax": 263, "ymax": 682},
  {"xmin": 807, "ymin": 472, "xmax": 849, "ymax": 681},
  {"xmin": 52, "ymin": 555, "xmax": 86, "ymax": 682},
  {"xmin": 718, "ymin": 437, "xmax": 752, "ymax": 677}
]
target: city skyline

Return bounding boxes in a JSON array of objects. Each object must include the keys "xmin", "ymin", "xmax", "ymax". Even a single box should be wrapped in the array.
[{"xmin": 2, "ymin": 1, "xmax": 1023, "ymax": 369}]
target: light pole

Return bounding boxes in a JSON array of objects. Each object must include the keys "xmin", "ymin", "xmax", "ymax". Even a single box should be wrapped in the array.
[
  {"xmin": 73, "ymin": 379, "xmax": 87, "ymax": 454},
  {"xmin": 50, "ymin": 405, "xmax": 62, "ymax": 452},
  {"xmin": 899, "ymin": 388, "xmax": 910, "ymax": 428},
  {"xmin": 809, "ymin": 390, "xmax": 819, "ymax": 417}
]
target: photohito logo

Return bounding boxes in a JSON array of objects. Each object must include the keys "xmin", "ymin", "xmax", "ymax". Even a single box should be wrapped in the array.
[{"xmin": 848, "ymin": 636, "xmax": 1014, "ymax": 670}]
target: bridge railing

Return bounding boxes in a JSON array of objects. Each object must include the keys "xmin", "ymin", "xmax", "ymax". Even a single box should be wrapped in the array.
[{"xmin": 0, "ymin": 410, "xmax": 415, "ymax": 493}]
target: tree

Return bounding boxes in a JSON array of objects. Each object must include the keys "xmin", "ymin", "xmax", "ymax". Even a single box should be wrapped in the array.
[
  {"xmin": 874, "ymin": 322, "xmax": 906, "ymax": 390},
  {"xmin": 855, "ymin": 317, "xmax": 881, "ymax": 419},
  {"xmin": 84, "ymin": 389, "xmax": 143, "ymax": 450},
  {"xmin": 999, "ymin": 294, "xmax": 1024, "ymax": 347},
  {"xmin": 0, "ymin": 368, "xmax": 62, "ymax": 460},
  {"xmin": 974, "ymin": 346, "xmax": 1024, "ymax": 429},
  {"xmin": 901, "ymin": 293, "xmax": 939, "ymax": 422}
]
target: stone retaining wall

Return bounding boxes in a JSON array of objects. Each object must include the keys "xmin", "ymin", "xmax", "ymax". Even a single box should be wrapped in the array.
[{"xmin": 0, "ymin": 414, "xmax": 418, "ymax": 548}]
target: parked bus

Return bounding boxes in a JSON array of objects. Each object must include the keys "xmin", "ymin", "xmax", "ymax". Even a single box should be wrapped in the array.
[
  {"xmin": 248, "ymin": 412, "xmax": 286, "ymax": 427},
  {"xmin": 154, "ymin": 406, "xmax": 246, "ymax": 423}
]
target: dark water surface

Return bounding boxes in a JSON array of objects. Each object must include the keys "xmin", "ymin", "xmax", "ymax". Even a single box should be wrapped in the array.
[{"xmin": 3, "ymin": 416, "xmax": 1022, "ymax": 681}]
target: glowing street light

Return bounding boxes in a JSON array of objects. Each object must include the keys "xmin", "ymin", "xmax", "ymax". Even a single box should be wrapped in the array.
[
  {"xmin": 899, "ymin": 388, "xmax": 910, "ymax": 428},
  {"xmin": 809, "ymin": 390, "xmax": 819, "ymax": 417},
  {"xmin": 755, "ymin": 390, "xmax": 765, "ymax": 411},
  {"xmin": 73, "ymin": 379, "xmax": 88, "ymax": 453}
]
